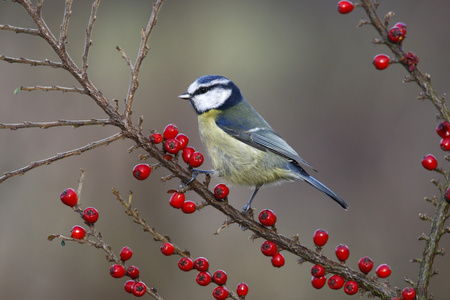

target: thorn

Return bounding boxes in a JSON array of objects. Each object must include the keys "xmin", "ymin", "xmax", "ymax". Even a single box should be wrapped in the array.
[
  {"xmin": 410, "ymin": 258, "xmax": 422, "ymax": 263},
  {"xmin": 138, "ymin": 115, "xmax": 144, "ymax": 131},
  {"xmin": 436, "ymin": 248, "xmax": 445, "ymax": 255},
  {"xmin": 425, "ymin": 73, "xmax": 431, "ymax": 81},
  {"xmin": 431, "ymin": 269, "xmax": 439, "ymax": 277},
  {"xmin": 357, "ymin": 19, "xmax": 372, "ymax": 27},
  {"xmin": 292, "ymin": 233, "xmax": 300, "ymax": 245},
  {"xmin": 373, "ymin": 38, "xmax": 386, "ymax": 44},
  {"xmin": 417, "ymin": 92, "xmax": 427, "ymax": 100},
  {"xmin": 297, "ymin": 257, "xmax": 306, "ymax": 264},
  {"xmin": 419, "ymin": 213, "xmax": 431, "ymax": 221},
  {"xmin": 403, "ymin": 75, "xmax": 415, "ymax": 83},
  {"xmin": 418, "ymin": 233, "xmax": 429, "ymax": 241},
  {"xmin": 404, "ymin": 277, "xmax": 415, "ymax": 286},
  {"xmin": 384, "ymin": 11, "xmax": 395, "ymax": 27}
]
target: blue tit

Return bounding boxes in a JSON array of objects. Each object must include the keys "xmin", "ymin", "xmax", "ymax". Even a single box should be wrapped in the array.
[{"xmin": 179, "ymin": 75, "xmax": 348, "ymax": 213}]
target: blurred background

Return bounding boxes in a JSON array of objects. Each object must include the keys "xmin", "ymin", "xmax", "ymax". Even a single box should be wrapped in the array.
[{"xmin": 1, "ymin": 0, "xmax": 450, "ymax": 299}]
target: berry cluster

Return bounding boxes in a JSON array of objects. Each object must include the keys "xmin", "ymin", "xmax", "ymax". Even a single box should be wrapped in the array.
[
  {"xmin": 423, "ymin": 121, "xmax": 450, "ymax": 204},
  {"xmin": 60, "ymin": 188, "xmax": 147, "ymax": 297},
  {"xmin": 257, "ymin": 209, "xmax": 286, "ymax": 267},
  {"xmin": 309, "ymin": 229, "xmax": 412, "ymax": 296},
  {"xmin": 166, "ymin": 248, "xmax": 249, "ymax": 299}
]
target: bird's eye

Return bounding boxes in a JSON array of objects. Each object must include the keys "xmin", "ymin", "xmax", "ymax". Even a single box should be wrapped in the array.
[{"xmin": 198, "ymin": 87, "xmax": 208, "ymax": 94}]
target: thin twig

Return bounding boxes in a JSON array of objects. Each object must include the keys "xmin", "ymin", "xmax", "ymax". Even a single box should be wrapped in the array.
[
  {"xmin": 82, "ymin": 0, "xmax": 101, "ymax": 73},
  {"xmin": 116, "ymin": 46, "xmax": 133, "ymax": 71},
  {"xmin": 0, "ymin": 55, "xmax": 62, "ymax": 68},
  {"xmin": 0, "ymin": 132, "xmax": 123, "ymax": 184},
  {"xmin": 0, "ymin": 24, "xmax": 41, "ymax": 36},
  {"xmin": 0, "ymin": 119, "xmax": 113, "ymax": 130},
  {"xmin": 123, "ymin": 0, "xmax": 165, "ymax": 123},
  {"xmin": 18, "ymin": 85, "xmax": 86, "ymax": 93},
  {"xmin": 59, "ymin": 0, "xmax": 73, "ymax": 45}
]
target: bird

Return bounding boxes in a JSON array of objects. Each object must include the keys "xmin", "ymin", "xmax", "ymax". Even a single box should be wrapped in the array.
[{"xmin": 178, "ymin": 75, "xmax": 348, "ymax": 214}]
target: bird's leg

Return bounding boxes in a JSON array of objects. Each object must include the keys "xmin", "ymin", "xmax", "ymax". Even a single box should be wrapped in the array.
[
  {"xmin": 185, "ymin": 169, "xmax": 215, "ymax": 185},
  {"xmin": 242, "ymin": 185, "xmax": 261, "ymax": 215}
]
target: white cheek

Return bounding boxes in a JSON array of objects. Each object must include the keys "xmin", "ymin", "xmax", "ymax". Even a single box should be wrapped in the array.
[{"xmin": 192, "ymin": 88, "xmax": 231, "ymax": 113}]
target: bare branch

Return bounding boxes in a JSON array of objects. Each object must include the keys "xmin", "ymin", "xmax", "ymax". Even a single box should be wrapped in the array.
[
  {"xmin": 0, "ymin": 55, "xmax": 62, "ymax": 68},
  {"xmin": 0, "ymin": 119, "xmax": 113, "ymax": 130},
  {"xmin": 82, "ymin": 0, "xmax": 101, "ymax": 73},
  {"xmin": 0, "ymin": 132, "xmax": 123, "ymax": 184},
  {"xmin": 123, "ymin": 0, "xmax": 165, "ymax": 123},
  {"xmin": 59, "ymin": 0, "xmax": 73, "ymax": 45},
  {"xmin": 0, "ymin": 24, "xmax": 40, "ymax": 36},
  {"xmin": 18, "ymin": 85, "xmax": 86, "ymax": 93},
  {"xmin": 116, "ymin": 46, "xmax": 133, "ymax": 71}
]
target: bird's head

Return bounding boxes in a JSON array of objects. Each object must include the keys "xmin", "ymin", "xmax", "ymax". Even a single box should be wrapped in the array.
[{"xmin": 179, "ymin": 75, "xmax": 243, "ymax": 114}]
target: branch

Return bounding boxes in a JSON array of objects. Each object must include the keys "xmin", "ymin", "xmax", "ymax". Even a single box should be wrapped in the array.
[
  {"xmin": 359, "ymin": 0, "xmax": 450, "ymax": 121},
  {"xmin": 82, "ymin": 0, "xmax": 101, "ymax": 73},
  {"xmin": 359, "ymin": 1, "xmax": 449, "ymax": 299},
  {"xmin": 0, "ymin": 119, "xmax": 113, "ymax": 130},
  {"xmin": 59, "ymin": 0, "xmax": 73, "ymax": 45},
  {"xmin": 17, "ymin": 85, "xmax": 86, "ymax": 93},
  {"xmin": 0, "ymin": 23, "xmax": 41, "ymax": 36},
  {"xmin": 0, "ymin": 55, "xmax": 62, "ymax": 68},
  {"xmin": 0, "ymin": 132, "xmax": 123, "ymax": 184},
  {"xmin": 123, "ymin": 0, "xmax": 165, "ymax": 123}
]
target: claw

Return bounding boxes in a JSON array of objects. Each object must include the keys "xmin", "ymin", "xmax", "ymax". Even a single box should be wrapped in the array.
[{"xmin": 184, "ymin": 169, "xmax": 214, "ymax": 186}]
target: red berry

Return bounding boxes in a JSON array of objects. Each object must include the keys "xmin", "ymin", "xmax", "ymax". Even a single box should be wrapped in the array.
[
  {"xmin": 440, "ymin": 137, "xmax": 450, "ymax": 151},
  {"xmin": 120, "ymin": 246, "xmax": 133, "ymax": 261},
  {"xmin": 358, "ymin": 256, "xmax": 374, "ymax": 274},
  {"xmin": 181, "ymin": 200, "xmax": 196, "ymax": 214},
  {"xmin": 127, "ymin": 265, "xmax": 140, "ymax": 279},
  {"xmin": 124, "ymin": 280, "xmax": 135, "ymax": 293},
  {"xmin": 150, "ymin": 132, "xmax": 163, "ymax": 144},
  {"xmin": 376, "ymin": 264, "xmax": 391, "ymax": 278},
  {"xmin": 182, "ymin": 146, "xmax": 195, "ymax": 164},
  {"xmin": 132, "ymin": 281, "xmax": 147, "ymax": 297},
  {"xmin": 311, "ymin": 265, "xmax": 326, "ymax": 277},
  {"xmin": 189, "ymin": 151, "xmax": 204, "ymax": 168},
  {"xmin": 164, "ymin": 138, "xmax": 182, "ymax": 154},
  {"xmin": 163, "ymin": 124, "xmax": 179, "ymax": 140},
  {"xmin": 335, "ymin": 244, "xmax": 350, "ymax": 262},
  {"xmin": 175, "ymin": 133, "xmax": 189, "ymax": 149},
  {"xmin": 160, "ymin": 242, "xmax": 175, "ymax": 256},
  {"xmin": 445, "ymin": 188, "xmax": 450, "ymax": 203},
  {"xmin": 337, "ymin": 1, "xmax": 354, "ymax": 14},
  {"xmin": 132, "ymin": 164, "xmax": 151, "ymax": 180},
  {"xmin": 60, "ymin": 188, "xmax": 78, "ymax": 207},
  {"xmin": 402, "ymin": 287, "xmax": 416, "ymax": 300},
  {"xmin": 373, "ymin": 54, "xmax": 390, "ymax": 70},
  {"xmin": 212, "ymin": 286, "xmax": 229, "ymax": 300},
  {"xmin": 214, "ymin": 183, "xmax": 229, "ymax": 200},
  {"xmin": 169, "ymin": 192, "xmax": 185, "ymax": 209},
  {"xmin": 313, "ymin": 229, "xmax": 329, "ymax": 247},
  {"xmin": 344, "ymin": 281, "xmax": 359, "ymax": 295},
  {"xmin": 110, "ymin": 264, "xmax": 126, "ymax": 278},
  {"xmin": 388, "ymin": 26, "xmax": 406, "ymax": 44},
  {"xmin": 196, "ymin": 271, "xmax": 212, "ymax": 286},
  {"xmin": 236, "ymin": 282, "xmax": 249, "ymax": 296},
  {"xmin": 421, "ymin": 154, "xmax": 438, "ymax": 170},
  {"xmin": 328, "ymin": 274, "xmax": 345, "ymax": 289},
  {"xmin": 436, "ymin": 121, "xmax": 450, "ymax": 138},
  {"xmin": 71, "ymin": 225, "xmax": 86, "ymax": 239},
  {"xmin": 259, "ymin": 209, "xmax": 277, "ymax": 227},
  {"xmin": 194, "ymin": 257, "xmax": 209, "ymax": 272},
  {"xmin": 178, "ymin": 257, "xmax": 194, "ymax": 272},
  {"xmin": 83, "ymin": 207, "xmax": 99, "ymax": 224},
  {"xmin": 261, "ymin": 240, "xmax": 278, "ymax": 257},
  {"xmin": 394, "ymin": 22, "xmax": 407, "ymax": 35},
  {"xmin": 311, "ymin": 276, "xmax": 327, "ymax": 289},
  {"xmin": 271, "ymin": 252, "xmax": 285, "ymax": 268},
  {"xmin": 213, "ymin": 270, "xmax": 228, "ymax": 285}
]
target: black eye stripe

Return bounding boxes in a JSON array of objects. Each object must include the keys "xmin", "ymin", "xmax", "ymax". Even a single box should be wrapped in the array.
[{"xmin": 198, "ymin": 87, "xmax": 209, "ymax": 94}]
